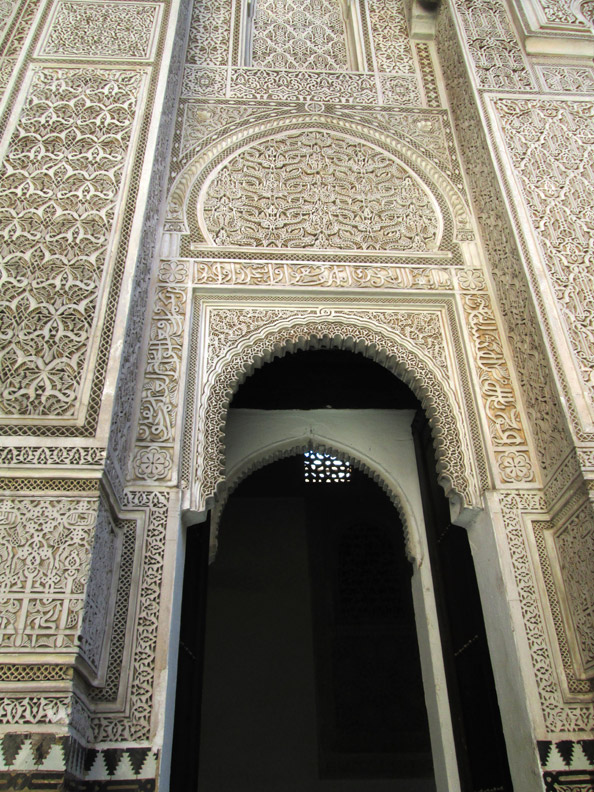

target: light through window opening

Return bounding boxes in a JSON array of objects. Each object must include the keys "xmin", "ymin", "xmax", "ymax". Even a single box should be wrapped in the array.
[{"xmin": 303, "ymin": 451, "xmax": 352, "ymax": 484}]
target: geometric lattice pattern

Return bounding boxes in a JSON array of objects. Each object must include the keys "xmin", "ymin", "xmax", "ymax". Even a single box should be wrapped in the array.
[
  {"xmin": 252, "ymin": 0, "xmax": 348, "ymax": 70},
  {"xmin": 304, "ymin": 451, "xmax": 351, "ymax": 484}
]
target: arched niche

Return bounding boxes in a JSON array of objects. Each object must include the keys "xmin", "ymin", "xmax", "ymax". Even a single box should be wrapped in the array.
[
  {"xmin": 211, "ymin": 424, "xmax": 425, "ymax": 566},
  {"xmin": 166, "ymin": 112, "xmax": 474, "ymax": 248}
]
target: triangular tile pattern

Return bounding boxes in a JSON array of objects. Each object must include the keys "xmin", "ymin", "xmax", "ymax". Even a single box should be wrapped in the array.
[
  {"xmin": 0, "ymin": 736, "xmax": 158, "ymax": 781},
  {"xmin": 538, "ymin": 740, "xmax": 594, "ymax": 771},
  {"xmin": 0, "ymin": 734, "xmax": 28, "ymax": 768},
  {"xmin": 579, "ymin": 740, "xmax": 594, "ymax": 766},
  {"xmin": 84, "ymin": 747, "xmax": 159, "ymax": 780},
  {"xmin": 538, "ymin": 741, "xmax": 552, "ymax": 767}
]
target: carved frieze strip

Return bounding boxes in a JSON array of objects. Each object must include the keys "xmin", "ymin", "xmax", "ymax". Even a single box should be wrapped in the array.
[
  {"xmin": 0, "ymin": 694, "xmax": 77, "ymax": 730},
  {"xmin": 37, "ymin": 1, "xmax": 163, "ymax": 61},
  {"xmin": 228, "ymin": 68, "xmax": 382, "ymax": 105},
  {"xmin": 183, "ymin": 248, "xmax": 460, "ymax": 266},
  {"xmin": 0, "ymin": 664, "xmax": 72, "ymax": 683},
  {"xmin": 0, "ymin": 478, "xmax": 100, "ymax": 493},
  {"xmin": 500, "ymin": 491, "xmax": 594, "ymax": 731},
  {"xmin": 0, "ymin": 445, "xmax": 105, "ymax": 467},
  {"xmin": 536, "ymin": 64, "xmax": 594, "ymax": 94},
  {"xmin": 458, "ymin": 289, "xmax": 538, "ymax": 486},
  {"xmin": 190, "ymin": 259, "xmax": 456, "ymax": 290}
]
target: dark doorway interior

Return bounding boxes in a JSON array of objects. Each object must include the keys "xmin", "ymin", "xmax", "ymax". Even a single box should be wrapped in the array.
[
  {"xmin": 197, "ymin": 456, "xmax": 435, "ymax": 792},
  {"xmin": 170, "ymin": 349, "xmax": 514, "ymax": 791}
]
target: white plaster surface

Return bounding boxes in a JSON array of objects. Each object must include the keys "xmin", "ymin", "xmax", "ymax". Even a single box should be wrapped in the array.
[{"xmin": 225, "ymin": 408, "xmax": 426, "ymax": 561}]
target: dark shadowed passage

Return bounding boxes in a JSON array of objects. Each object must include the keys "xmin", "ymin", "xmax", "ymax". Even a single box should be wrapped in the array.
[{"xmin": 197, "ymin": 456, "xmax": 435, "ymax": 792}]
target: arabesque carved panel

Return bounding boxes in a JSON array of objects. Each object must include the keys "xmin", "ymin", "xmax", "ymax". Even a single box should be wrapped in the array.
[
  {"xmin": 367, "ymin": 0, "xmax": 416, "ymax": 76},
  {"xmin": 202, "ymin": 130, "xmax": 441, "ymax": 250},
  {"xmin": 492, "ymin": 97, "xmax": 594, "ymax": 410},
  {"xmin": 0, "ymin": 495, "xmax": 99, "ymax": 651},
  {"xmin": 186, "ymin": 0, "xmax": 231, "ymax": 66},
  {"xmin": 252, "ymin": 0, "xmax": 348, "ymax": 71},
  {"xmin": 453, "ymin": 0, "xmax": 535, "ymax": 90},
  {"xmin": 42, "ymin": 1, "xmax": 159, "ymax": 59},
  {"xmin": 0, "ymin": 67, "xmax": 145, "ymax": 420}
]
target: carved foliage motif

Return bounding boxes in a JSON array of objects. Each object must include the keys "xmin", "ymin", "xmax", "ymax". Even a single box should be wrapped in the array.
[
  {"xmin": 501, "ymin": 492, "xmax": 594, "ymax": 732},
  {"xmin": 229, "ymin": 68, "xmax": 379, "ymax": 103},
  {"xmin": 437, "ymin": 6, "xmax": 570, "ymax": 479},
  {"xmin": 367, "ymin": 0, "xmax": 416, "ymax": 76},
  {"xmin": 0, "ymin": 67, "xmax": 143, "ymax": 419},
  {"xmin": 186, "ymin": 0, "xmax": 231, "ymax": 66},
  {"xmin": 0, "ymin": 495, "xmax": 99, "ymax": 651},
  {"xmin": 202, "ymin": 130, "xmax": 441, "ymax": 250},
  {"xmin": 453, "ymin": 0, "xmax": 535, "ymax": 91},
  {"xmin": 537, "ymin": 0, "xmax": 584, "ymax": 25},
  {"xmin": 493, "ymin": 98, "xmax": 594, "ymax": 406},
  {"xmin": 42, "ymin": 2, "xmax": 159, "ymax": 59},
  {"xmin": 252, "ymin": 0, "xmax": 348, "ymax": 71},
  {"xmin": 78, "ymin": 499, "xmax": 117, "ymax": 677},
  {"xmin": 554, "ymin": 501, "xmax": 594, "ymax": 675}
]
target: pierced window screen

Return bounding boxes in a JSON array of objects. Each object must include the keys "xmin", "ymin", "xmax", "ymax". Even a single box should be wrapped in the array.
[{"xmin": 304, "ymin": 451, "xmax": 351, "ymax": 484}]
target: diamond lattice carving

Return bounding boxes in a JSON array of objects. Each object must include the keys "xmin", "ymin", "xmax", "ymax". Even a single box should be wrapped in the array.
[{"xmin": 252, "ymin": 0, "xmax": 348, "ymax": 71}]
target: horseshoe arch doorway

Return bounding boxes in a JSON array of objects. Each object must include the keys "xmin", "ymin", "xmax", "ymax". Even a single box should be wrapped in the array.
[{"xmin": 170, "ymin": 349, "xmax": 513, "ymax": 792}]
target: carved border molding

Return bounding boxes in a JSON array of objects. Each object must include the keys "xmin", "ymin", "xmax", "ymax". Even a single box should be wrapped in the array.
[{"xmin": 171, "ymin": 296, "xmax": 487, "ymax": 519}]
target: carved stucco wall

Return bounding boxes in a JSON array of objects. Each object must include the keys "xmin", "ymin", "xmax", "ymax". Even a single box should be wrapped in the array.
[
  {"xmin": 435, "ymin": 1, "xmax": 594, "ymax": 782},
  {"xmin": 0, "ymin": 0, "xmax": 187, "ymax": 783},
  {"xmin": 1, "ymin": 0, "xmax": 594, "ymax": 790}
]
